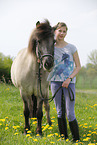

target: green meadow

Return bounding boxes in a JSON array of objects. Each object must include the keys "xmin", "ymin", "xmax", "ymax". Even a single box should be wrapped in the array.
[{"xmin": 0, "ymin": 83, "xmax": 97, "ymax": 145}]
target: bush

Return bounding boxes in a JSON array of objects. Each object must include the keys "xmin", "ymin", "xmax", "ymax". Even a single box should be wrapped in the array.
[{"xmin": 0, "ymin": 52, "xmax": 13, "ymax": 83}]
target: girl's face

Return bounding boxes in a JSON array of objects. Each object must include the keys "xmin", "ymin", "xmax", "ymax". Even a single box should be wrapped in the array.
[{"xmin": 55, "ymin": 26, "xmax": 67, "ymax": 41}]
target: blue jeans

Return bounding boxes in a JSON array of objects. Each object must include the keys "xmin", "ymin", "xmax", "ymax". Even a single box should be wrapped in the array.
[{"xmin": 51, "ymin": 81, "xmax": 76, "ymax": 122}]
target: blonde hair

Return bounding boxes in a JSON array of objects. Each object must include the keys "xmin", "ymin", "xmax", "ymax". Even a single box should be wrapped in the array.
[{"xmin": 53, "ymin": 22, "xmax": 68, "ymax": 31}]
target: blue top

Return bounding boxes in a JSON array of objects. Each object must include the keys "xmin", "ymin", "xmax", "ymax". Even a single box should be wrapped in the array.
[{"xmin": 47, "ymin": 43, "xmax": 77, "ymax": 83}]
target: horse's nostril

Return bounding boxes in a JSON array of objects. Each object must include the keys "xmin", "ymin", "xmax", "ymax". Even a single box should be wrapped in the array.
[{"xmin": 44, "ymin": 59, "xmax": 53, "ymax": 70}]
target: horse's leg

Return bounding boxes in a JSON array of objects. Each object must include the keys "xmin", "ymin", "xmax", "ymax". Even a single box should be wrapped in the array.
[
  {"xmin": 29, "ymin": 94, "xmax": 37, "ymax": 118},
  {"xmin": 32, "ymin": 94, "xmax": 37, "ymax": 117},
  {"xmin": 29, "ymin": 97, "xmax": 33, "ymax": 118},
  {"xmin": 36, "ymin": 99, "xmax": 43, "ymax": 135},
  {"xmin": 22, "ymin": 96, "xmax": 30, "ymax": 134},
  {"xmin": 43, "ymin": 100, "xmax": 52, "ymax": 126}
]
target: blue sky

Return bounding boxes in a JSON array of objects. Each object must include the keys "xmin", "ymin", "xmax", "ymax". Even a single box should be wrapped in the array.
[{"xmin": 0, "ymin": 0, "xmax": 97, "ymax": 66}]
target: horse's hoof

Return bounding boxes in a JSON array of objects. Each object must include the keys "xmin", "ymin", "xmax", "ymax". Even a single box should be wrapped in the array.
[
  {"xmin": 24, "ymin": 127, "xmax": 30, "ymax": 134},
  {"xmin": 49, "ymin": 121, "xmax": 52, "ymax": 126},
  {"xmin": 36, "ymin": 132, "xmax": 42, "ymax": 137},
  {"xmin": 36, "ymin": 130, "xmax": 42, "ymax": 137}
]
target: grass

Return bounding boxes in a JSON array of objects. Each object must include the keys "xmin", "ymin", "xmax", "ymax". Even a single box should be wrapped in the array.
[{"xmin": 0, "ymin": 83, "xmax": 97, "ymax": 145}]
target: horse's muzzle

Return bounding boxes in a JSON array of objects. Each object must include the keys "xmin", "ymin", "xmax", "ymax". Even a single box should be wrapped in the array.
[{"xmin": 43, "ymin": 57, "xmax": 54, "ymax": 71}]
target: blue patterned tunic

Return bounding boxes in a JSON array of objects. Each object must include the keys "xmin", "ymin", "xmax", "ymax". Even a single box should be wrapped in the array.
[{"xmin": 47, "ymin": 43, "xmax": 77, "ymax": 83}]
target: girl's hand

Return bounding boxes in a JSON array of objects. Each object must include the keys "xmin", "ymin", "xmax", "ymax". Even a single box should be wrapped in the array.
[{"xmin": 62, "ymin": 78, "xmax": 71, "ymax": 88}]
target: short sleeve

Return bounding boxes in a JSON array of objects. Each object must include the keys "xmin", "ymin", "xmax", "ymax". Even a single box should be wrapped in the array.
[{"xmin": 70, "ymin": 44, "xmax": 77, "ymax": 55}]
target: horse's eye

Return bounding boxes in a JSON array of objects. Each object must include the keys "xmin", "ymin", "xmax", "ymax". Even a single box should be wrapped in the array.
[
  {"xmin": 38, "ymin": 40, "xmax": 41, "ymax": 44},
  {"xmin": 53, "ymin": 40, "xmax": 56, "ymax": 44}
]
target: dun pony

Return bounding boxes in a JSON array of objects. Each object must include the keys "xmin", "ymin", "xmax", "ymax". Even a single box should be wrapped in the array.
[{"xmin": 11, "ymin": 20, "xmax": 54, "ymax": 135}]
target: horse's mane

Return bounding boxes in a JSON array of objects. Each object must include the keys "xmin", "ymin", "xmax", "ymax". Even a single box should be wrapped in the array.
[{"xmin": 28, "ymin": 20, "xmax": 54, "ymax": 54}]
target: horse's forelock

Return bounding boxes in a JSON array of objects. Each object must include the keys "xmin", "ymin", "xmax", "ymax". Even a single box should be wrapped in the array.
[
  {"xmin": 36, "ymin": 21, "xmax": 54, "ymax": 40},
  {"xmin": 28, "ymin": 20, "xmax": 54, "ymax": 54}
]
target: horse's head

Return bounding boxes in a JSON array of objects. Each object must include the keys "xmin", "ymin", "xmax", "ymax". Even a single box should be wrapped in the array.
[{"xmin": 28, "ymin": 20, "xmax": 55, "ymax": 71}]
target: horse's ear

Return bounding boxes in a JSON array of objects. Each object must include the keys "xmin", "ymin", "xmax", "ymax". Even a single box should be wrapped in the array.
[{"xmin": 36, "ymin": 21, "xmax": 40, "ymax": 27}]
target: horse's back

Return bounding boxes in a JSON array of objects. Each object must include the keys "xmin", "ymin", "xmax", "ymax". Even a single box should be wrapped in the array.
[{"xmin": 11, "ymin": 48, "xmax": 36, "ymax": 89}]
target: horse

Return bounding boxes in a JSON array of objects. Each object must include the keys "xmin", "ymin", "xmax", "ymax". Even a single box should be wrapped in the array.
[{"xmin": 11, "ymin": 20, "xmax": 54, "ymax": 135}]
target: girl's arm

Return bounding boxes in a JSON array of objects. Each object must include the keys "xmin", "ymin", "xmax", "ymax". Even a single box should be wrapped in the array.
[{"xmin": 62, "ymin": 51, "xmax": 81, "ymax": 88}]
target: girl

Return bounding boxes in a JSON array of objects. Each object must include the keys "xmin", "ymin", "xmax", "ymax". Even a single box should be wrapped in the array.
[{"xmin": 47, "ymin": 22, "xmax": 81, "ymax": 141}]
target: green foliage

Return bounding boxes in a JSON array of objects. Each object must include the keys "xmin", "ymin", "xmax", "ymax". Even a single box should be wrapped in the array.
[
  {"xmin": 1, "ymin": 49, "xmax": 97, "ymax": 89},
  {"xmin": 0, "ymin": 83, "xmax": 97, "ymax": 145},
  {"xmin": 0, "ymin": 53, "xmax": 13, "ymax": 83},
  {"xmin": 76, "ymin": 50, "xmax": 97, "ymax": 89}
]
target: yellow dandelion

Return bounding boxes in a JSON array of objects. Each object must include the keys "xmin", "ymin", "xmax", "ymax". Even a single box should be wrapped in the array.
[
  {"xmin": 13, "ymin": 126, "xmax": 17, "ymax": 129},
  {"xmin": 33, "ymin": 121, "xmax": 37, "ymax": 124},
  {"xmin": 94, "ymin": 104, "xmax": 97, "ymax": 107},
  {"xmin": 14, "ymin": 133, "xmax": 19, "ymax": 135},
  {"xmin": 29, "ymin": 136, "xmax": 32, "ymax": 139},
  {"xmin": 53, "ymin": 108, "xmax": 56, "ymax": 110},
  {"xmin": 48, "ymin": 127, "xmax": 53, "ymax": 130},
  {"xmin": 5, "ymin": 127, "xmax": 8, "ymax": 130},
  {"xmin": 5, "ymin": 117, "xmax": 8, "ymax": 119},
  {"xmin": 33, "ymin": 139, "xmax": 38, "ymax": 142},
  {"xmin": 89, "ymin": 125, "xmax": 92, "ymax": 128},
  {"xmin": 27, "ymin": 130, "xmax": 31, "ymax": 134},
  {"xmin": 85, "ymin": 126, "xmax": 88, "ymax": 128},
  {"xmin": 89, "ymin": 130, "xmax": 92, "ymax": 132},
  {"xmin": 83, "ymin": 138, "xmax": 89, "ymax": 141},
  {"xmin": 47, "ymin": 134, "xmax": 54, "ymax": 137},
  {"xmin": 84, "ymin": 123, "xmax": 87, "ymax": 125},
  {"xmin": 61, "ymin": 134, "xmax": 64, "ymax": 137},
  {"xmin": 52, "ymin": 117, "xmax": 55, "ymax": 119},
  {"xmin": 87, "ymin": 134, "xmax": 91, "ymax": 136},
  {"xmin": 66, "ymin": 139, "xmax": 69, "ymax": 142},
  {"xmin": 0, "ymin": 123, "xmax": 2, "ymax": 126},
  {"xmin": 55, "ymin": 133, "xmax": 58, "ymax": 136},
  {"xmin": 50, "ymin": 142, "xmax": 55, "ymax": 144},
  {"xmin": 83, "ymin": 137, "xmax": 90, "ymax": 141},
  {"xmin": 79, "ymin": 124, "xmax": 82, "ymax": 127},
  {"xmin": 83, "ymin": 126, "xmax": 88, "ymax": 128},
  {"xmin": 83, "ymin": 134, "xmax": 86, "ymax": 137},
  {"xmin": 51, "ymin": 120, "xmax": 55, "ymax": 123},
  {"xmin": 92, "ymin": 131, "xmax": 96, "ymax": 134},
  {"xmin": 0, "ymin": 119, "xmax": 5, "ymax": 122},
  {"xmin": 16, "ymin": 125, "xmax": 20, "ymax": 128},
  {"xmin": 57, "ymin": 138, "xmax": 61, "ymax": 141},
  {"xmin": 42, "ymin": 124, "xmax": 49, "ymax": 131},
  {"xmin": 31, "ymin": 118, "xmax": 37, "ymax": 120},
  {"xmin": 36, "ymin": 134, "xmax": 40, "ymax": 137},
  {"xmin": 88, "ymin": 143, "xmax": 95, "ymax": 145},
  {"xmin": 26, "ymin": 134, "xmax": 30, "ymax": 137}
]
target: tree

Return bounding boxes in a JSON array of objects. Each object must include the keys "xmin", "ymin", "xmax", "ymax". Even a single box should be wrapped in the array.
[
  {"xmin": 88, "ymin": 49, "xmax": 97, "ymax": 66},
  {"xmin": 0, "ymin": 52, "xmax": 13, "ymax": 83},
  {"xmin": 87, "ymin": 49, "xmax": 97, "ymax": 74}
]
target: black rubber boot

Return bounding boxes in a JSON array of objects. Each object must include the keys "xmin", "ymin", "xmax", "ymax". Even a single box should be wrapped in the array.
[
  {"xmin": 69, "ymin": 119, "xmax": 80, "ymax": 141},
  {"xmin": 58, "ymin": 117, "xmax": 68, "ymax": 140}
]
